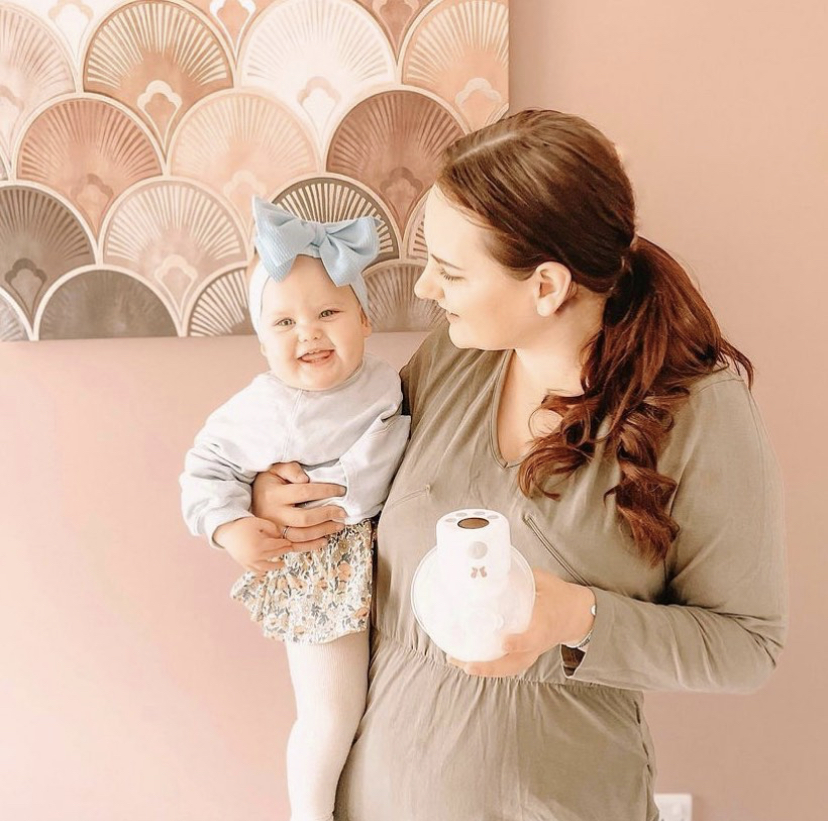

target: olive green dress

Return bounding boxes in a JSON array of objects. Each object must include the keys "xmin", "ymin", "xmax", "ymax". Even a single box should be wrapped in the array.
[{"xmin": 335, "ymin": 325, "xmax": 787, "ymax": 821}]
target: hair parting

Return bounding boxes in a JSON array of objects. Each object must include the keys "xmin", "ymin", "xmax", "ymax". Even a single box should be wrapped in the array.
[{"xmin": 436, "ymin": 109, "xmax": 754, "ymax": 567}]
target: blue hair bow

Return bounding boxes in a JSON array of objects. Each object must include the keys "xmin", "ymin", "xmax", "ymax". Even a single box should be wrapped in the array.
[{"xmin": 249, "ymin": 197, "xmax": 380, "ymax": 335}]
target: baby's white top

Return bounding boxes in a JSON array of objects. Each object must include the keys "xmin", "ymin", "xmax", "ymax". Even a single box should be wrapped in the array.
[{"xmin": 180, "ymin": 353, "xmax": 410, "ymax": 549}]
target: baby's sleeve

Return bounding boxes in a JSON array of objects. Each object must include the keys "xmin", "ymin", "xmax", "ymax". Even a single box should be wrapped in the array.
[
  {"xmin": 337, "ymin": 366, "xmax": 411, "ymax": 520},
  {"xmin": 180, "ymin": 379, "xmax": 285, "ymax": 549}
]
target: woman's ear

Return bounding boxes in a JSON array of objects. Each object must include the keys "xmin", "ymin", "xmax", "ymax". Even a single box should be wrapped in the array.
[{"xmin": 533, "ymin": 262, "xmax": 572, "ymax": 317}]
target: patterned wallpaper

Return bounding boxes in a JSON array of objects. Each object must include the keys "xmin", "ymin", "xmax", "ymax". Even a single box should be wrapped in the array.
[{"xmin": 0, "ymin": 0, "xmax": 509, "ymax": 341}]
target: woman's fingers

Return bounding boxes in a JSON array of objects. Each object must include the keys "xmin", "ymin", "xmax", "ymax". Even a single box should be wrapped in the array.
[
  {"xmin": 258, "ymin": 538, "xmax": 328, "ymax": 564},
  {"xmin": 252, "ymin": 466, "xmax": 346, "ymax": 529},
  {"xmin": 256, "ymin": 480, "xmax": 345, "ymax": 523},
  {"xmin": 280, "ymin": 503, "xmax": 347, "ymax": 528},
  {"xmin": 249, "ymin": 536, "xmax": 327, "ymax": 573},
  {"xmin": 249, "ymin": 538, "xmax": 291, "ymax": 571},
  {"xmin": 267, "ymin": 461, "xmax": 309, "ymax": 483},
  {"xmin": 285, "ymin": 520, "xmax": 344, "ymax": 544},
  {"xmin": 279, "ymin": 482, "xmax": 346, "ymax": 505},
  {"xmin": 281, "ymin": 537, "xmax": 329, "ymax": 553}
]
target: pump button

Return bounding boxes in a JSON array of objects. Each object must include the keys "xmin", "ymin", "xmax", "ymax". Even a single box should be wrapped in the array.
[{"xmin": 467, "ymin": 541, "xmax": 488, "ymax": 559}]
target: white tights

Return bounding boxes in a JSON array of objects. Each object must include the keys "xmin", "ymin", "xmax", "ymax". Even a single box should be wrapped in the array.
[{"xmin": 284, "ymin": 630, "xmax": 369, "ymax": 821}]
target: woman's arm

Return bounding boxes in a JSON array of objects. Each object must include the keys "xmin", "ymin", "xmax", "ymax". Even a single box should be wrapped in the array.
[
  {"xmin": 567, "ymin": 378, "xmax": 787, "ymax": 693},
  {"xmin": 456, "ymin": 377, "xmax": 788, "ymax": 693}
]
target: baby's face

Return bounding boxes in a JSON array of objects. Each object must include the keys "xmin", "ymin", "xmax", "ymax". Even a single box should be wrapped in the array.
[{"xmin": 257, "ymin": 255, "xmax": 371, "ymax": 391}]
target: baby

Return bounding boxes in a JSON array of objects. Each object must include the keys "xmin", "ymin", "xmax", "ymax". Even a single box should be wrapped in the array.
[{"xmin": 180, "ymin": 198, "xmax": 410, "ymax": 821}]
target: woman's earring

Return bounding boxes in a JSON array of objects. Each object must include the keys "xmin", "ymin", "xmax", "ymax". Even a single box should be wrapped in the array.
[{"xmin": 537, "ymin": 298, "xmax": 555, "ymax": 318}]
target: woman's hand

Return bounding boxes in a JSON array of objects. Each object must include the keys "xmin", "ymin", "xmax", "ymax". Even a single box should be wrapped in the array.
[
  {"xmin": 251, "ymin": 462, "xmax": 347, "ymax": 551},
  {"xmin": 214, "ymin": 516, "xmax": 292, "ymax": 575},
  {"xmin": 447, "ymin": 568, "xmax": 597, "ymax": 678}
]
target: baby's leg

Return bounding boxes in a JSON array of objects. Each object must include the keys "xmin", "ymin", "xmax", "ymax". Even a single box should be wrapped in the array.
[{"xmin": 283, "ymin": 630, "xmax": 369, "ymax": 821}]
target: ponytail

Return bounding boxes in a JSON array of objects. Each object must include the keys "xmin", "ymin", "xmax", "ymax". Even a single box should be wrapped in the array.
[
  {"xmin": 520, "ymin": 238, "xmax": 754, "ymax": 568},
  {"xmin": 435, "ymin": 108, "xmax": 755, "ymax": 568}
]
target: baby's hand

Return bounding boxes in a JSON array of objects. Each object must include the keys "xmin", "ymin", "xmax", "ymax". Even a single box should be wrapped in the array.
[{"xmin": 214, "ymin": 517, "xmax": 291, "ymax": 576}]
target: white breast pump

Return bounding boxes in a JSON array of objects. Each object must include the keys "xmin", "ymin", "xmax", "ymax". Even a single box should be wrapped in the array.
[{"xmin": 410, "ymin": 509, "xmax": 536, "ymax": 662}]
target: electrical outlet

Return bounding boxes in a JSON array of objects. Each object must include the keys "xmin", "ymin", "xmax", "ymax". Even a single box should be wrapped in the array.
[{"xmin": 654, "ymin": 793, "xmax": 692, "ymax": 821}]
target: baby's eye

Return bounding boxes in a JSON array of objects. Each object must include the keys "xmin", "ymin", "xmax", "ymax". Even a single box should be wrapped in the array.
[
  {"xmin": 320, "ymin": 309, "xmax": 340, "ymax": 318},
  {"xmin": 274, "ymin": 318, "xmax": 294, "ymax": 327}
]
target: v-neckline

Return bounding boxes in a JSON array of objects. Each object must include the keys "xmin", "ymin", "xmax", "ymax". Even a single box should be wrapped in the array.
[{"xmin": 489, "ymin": 349, "xmax": 521, "ymax": 470}]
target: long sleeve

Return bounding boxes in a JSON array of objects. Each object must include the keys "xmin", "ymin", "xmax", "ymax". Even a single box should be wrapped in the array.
[
  {"xmin": 181, "ymin": 358, "xmax": 411, "ymax": 548},
  {"xmin": 561, "ymin": 375, "xmax": 789, "ymax": 693},
  {"xmin": 180, "ymin": 379, "xmax": 288, "ymax": 549},
  {"xmin": 338, "ymin": 407, "xmax": 410, "ymax": 520}
]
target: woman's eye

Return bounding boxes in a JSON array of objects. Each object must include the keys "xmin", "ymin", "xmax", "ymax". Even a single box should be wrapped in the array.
[
  {"xmin": 439, "ymin": 268, "xmax": 461, "ymax": 283},
  {"xmin": 320, "ymin": 309, "xmax": 339, "ymax": 318}
]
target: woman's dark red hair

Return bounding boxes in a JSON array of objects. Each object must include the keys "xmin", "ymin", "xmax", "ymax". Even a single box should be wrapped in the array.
[{"xmin": 436, "ymin": 109, "xmax": 753, "ymax": 568}]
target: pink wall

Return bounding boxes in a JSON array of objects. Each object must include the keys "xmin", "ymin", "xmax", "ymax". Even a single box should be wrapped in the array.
[
  {"xmin": 0, "ymin": 331, "xmax": 423, "ymax": 819},
  {"xmin": 509, "ymin": 3, "xmax": 826, "ymax": 820},
  {"xmin": 1, "ymin": 1, "xmax": 825, "ymax": 819}
]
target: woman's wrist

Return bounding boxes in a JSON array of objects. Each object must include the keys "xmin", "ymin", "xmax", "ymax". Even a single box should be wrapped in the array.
[{"xmin": 562, "ymin": 586, "xmax": 597, "ymax": 649}]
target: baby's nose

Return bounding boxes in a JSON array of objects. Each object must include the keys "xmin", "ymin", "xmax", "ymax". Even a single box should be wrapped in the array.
[{"xmin": 298, "ymin": 320, "xmax": 322, "ymax": 340}]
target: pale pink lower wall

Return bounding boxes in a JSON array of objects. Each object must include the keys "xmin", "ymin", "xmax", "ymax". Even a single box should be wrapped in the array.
[
  {"xmin": 2, "ymin": 1, "xmax": 825, "ymax": 819},
  {"xmin": 0, "ymin": 332, "xmax": 423, "ymax": 820}
]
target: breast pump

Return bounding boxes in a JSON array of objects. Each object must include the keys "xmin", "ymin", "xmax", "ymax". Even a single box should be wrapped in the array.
[{"xmin": 410, "ymin": 509, "xmax": 535, "ymax": 662}]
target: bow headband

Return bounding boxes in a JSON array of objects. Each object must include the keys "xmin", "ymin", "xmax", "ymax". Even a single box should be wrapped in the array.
[{"xmin": 249, "ymin": 197, "xmax": 380, "ymax": 336}]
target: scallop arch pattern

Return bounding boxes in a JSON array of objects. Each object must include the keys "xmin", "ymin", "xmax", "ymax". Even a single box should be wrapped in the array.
[
  {"xmin": 365, "ymin": 261, "xmax": 442, "ymax": 332},
  {"xmin": 38, "ymin": 269, "xmax": 178, "ymax": 339},
  {"xmin": 353, "ymin": 0, "xmax": 430, "ymax": 56},
  {"xmin": 272, "ymin": 177, "xmax": 399, "ymax": 262},
  {"xmin": 0, "ymin": 6, "xmax": 75, "ymax": 159},
  {"xmin": 0, "ymin": 293, "xmax": 29, "ymax": 341},
  {"xmin": 327, "ymin": 90, "xmax": 464, "ymax": 229},
  {"xmin": 83, "ymin": 1, "xmax": 233, "ymax": 148},
  {"xmin": 2, "ymin": 0, "xmax": 508, "ymax": 340},
  {"xmin": 102, "ymin": 180, "xmax": 247, "ymax": 284},
  {"xmin": 0, "ymin": 185, "xmax": 95, "ymax": 322},
  {"xmin": 187, "ymin": 267, "xmax": 253, "ymax": 336},
  {"xmin": 239, "ymin": 0, "xmax": 395, "ymax": 152},
  {"xmin": 16, "ymin": 97, "xmax": 163, "ymax": 235},
  {"xmin": 402, "ymin": 0, "xmax": 508, "ymax": 130},
  {"xmin": 169, "ymin": 90, "xmax": 319, "ymax": 226}
]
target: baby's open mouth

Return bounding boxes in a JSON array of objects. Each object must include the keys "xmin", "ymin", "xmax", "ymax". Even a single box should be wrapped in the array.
[{"xmin": 299, "ymin": 349, "xmax": 334, "ymax": 363}]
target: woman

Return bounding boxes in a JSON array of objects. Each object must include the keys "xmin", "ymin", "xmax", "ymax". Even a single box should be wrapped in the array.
[{"xmin": 251, "ymin": 109, "xmax": 788, "ymax": 820}]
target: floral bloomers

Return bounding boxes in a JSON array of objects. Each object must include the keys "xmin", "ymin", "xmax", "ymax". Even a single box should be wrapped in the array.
[{"xmin": 229, "ymin": 519, "xmax": 373, "ymax": 644}]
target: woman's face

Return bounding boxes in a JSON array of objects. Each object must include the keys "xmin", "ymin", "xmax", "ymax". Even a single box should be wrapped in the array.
[{"xmin": 415, "ymin": 185, "xmax": 541, "ymax": 351}]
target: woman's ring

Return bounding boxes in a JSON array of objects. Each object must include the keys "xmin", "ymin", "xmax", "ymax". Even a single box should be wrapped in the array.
[{"xmin": 282, "ymin": 525, "xmax": 290, "ymax": 539}]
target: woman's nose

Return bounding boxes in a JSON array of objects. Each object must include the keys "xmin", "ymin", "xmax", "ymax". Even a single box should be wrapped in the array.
[{"xmin": 414, "ymin": 260, "xmax": 444, "ymax": 302}]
